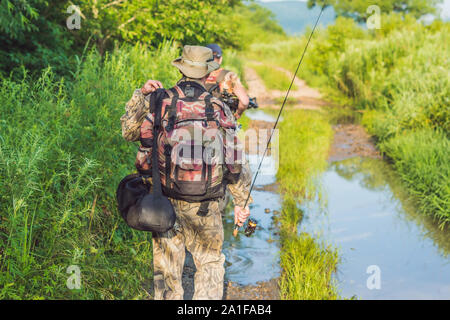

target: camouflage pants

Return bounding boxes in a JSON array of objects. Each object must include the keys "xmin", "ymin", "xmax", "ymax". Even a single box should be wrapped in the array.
[{"xmin": 152, "ymin": 200, "xmax": 225, "ymax": 300}]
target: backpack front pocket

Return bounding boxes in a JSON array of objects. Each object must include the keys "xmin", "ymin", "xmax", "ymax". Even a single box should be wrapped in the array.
[{"xmin": 171, "ymin": 143, "xmax": 208, "ymax": 196}]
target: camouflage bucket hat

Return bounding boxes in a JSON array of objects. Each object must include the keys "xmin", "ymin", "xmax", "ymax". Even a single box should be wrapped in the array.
[{"xmin": 172, "ymin": 45, "xmax": 220, "ymax": 79}]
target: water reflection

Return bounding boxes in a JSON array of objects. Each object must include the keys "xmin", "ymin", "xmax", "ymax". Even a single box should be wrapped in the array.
[
  {"xmin": 222, "ymin": 155, "xmax": 281, "ymax": 285},
  {"xmin": 301, "ymin": 157, "xmax": 450, "ymax": 299},
  {"xmin": 244, "ymin": 109, "xmax": 281, "ymax": 122}
]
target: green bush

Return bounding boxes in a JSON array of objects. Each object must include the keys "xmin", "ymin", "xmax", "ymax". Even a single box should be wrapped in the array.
[
  {"xmin": 0, "ymin": 1, "xmax": 286, "ymax": 77},
  {"xmin": 379, "ymin": 129, "xmax": 450, "ymax": 227},
  {"xmin": 0, "ymin": 43, "xmax": 180, "ymax": 299},
  {"xmin": 298, "ymin": 16, "xmax": 450, "ymax": 225}
]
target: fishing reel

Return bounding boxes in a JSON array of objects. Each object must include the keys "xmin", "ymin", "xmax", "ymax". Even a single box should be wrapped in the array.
[
  {"xmin": 232, "ymin": 218, "xmax": 258, "ymax": 237},
  {"xmin": 244, "ymin": 218, "xmax": 258, "ymax": 237}
]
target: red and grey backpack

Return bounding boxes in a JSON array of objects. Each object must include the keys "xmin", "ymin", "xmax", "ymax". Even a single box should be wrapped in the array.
[{"xmin": 135, "ymin": 82, "xmax": 242, "ymax": 203}]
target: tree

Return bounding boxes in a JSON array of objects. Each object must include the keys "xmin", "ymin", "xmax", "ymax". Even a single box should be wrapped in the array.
[
  {"xmin": 0, "ymin": 0, "xmax": 39, "ymax": 38},
  {"xmin": 0, "ymin": 0, "xmax": 244, "ymax": 75},
  {"xmin": 67, "ymin": 0, "xmax": 243, "ymax": 54},
  {"xmin": 0, "ymin": 1, "xmax": 72, "ymax": 76},
  {"xmin": 307, "ymin": 0, "xmax": 443, "ymax": 22}
]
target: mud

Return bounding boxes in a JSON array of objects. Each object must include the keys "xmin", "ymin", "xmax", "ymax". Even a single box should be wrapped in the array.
[
  {"xmin": 248, "ymin": 119, "xmax": 275, "ymax": 131},
  {"xmin": 224, "ymin": 279, "xmax": 280, "ymax": 300},
  {"xmin": 245, "ymin": 62, "xmax": 325, "ymax": 110},
  {"xmin": 244, "ymin": 119, "xmax": 277, "ymax": 155},
  {"xmin": 328, "ymin": 124, "xmax": 381, "ymax": 162}
]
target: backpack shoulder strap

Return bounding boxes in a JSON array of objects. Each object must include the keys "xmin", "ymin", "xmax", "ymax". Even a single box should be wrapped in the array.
[
  {"xmin": 204, "ymin": 94, "xmax": 216, "ymax": 123},
  {"xmin": 151, "ymin": 92, "xmax": 164, "ymax": 196},
  {"xmin": 149, "ymin": 88, "xmax": 168, "ymax": 195},
  {"xmin": 149, "ymin": 88, "xmax": 166, "ymax": 118},
  {"xmin": 207, "ymin": 83, "xmax": 220, "ymax": 95},
  {"xmin": 165, "ymin": 88, "xmax": 174, "ymax": 99},
  {"xmin": 165, "ymin": 87, "xmax": 179, "ymax": 132}
]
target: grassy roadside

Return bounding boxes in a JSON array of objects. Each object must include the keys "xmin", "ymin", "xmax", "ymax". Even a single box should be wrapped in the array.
[
  {"xmin": 322, "ymin": 19, "xmax": 450, "ymax": 226},
  {"xmin": 275, "ymin": 110, "xmax": 339, "ymax": 299},
  {"xmin": 0, "ymin": 43, "xmax": 180, "ymax": 299},
  {"xmin": 246, "ymin": 15, "xmax": 450, "ymax": 227}
]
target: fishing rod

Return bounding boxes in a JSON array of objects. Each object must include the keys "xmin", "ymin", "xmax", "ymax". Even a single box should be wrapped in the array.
[{"xmin": 233, "ymin": 6, "xmax": 325, "ymax": 237}]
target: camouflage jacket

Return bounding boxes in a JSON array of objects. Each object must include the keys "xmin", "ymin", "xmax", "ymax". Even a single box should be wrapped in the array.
[{"xmin": 120, "ymin": 79, "xmax": 253, "ymax": 207}]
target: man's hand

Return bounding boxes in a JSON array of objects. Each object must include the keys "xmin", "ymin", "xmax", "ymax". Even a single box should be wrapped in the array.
[
  {"xmin": 234, "ymin": 206, "xmax": 250, "ymax": 227},
  {"xmin": 234, "ymin": 83, "xmax": 249, "ymax": 117},
  {"xmin": 141, "ymin": 80, "xmax": 163, "ymax": 95}
]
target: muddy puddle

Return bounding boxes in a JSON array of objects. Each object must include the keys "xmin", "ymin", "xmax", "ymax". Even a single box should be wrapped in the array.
[
  {"xmin": 300, "ymin": 157, "xmax": 450, "ymax": 299},
  {"xmin": 222, "ymin": 106, "xmax": 449, "ymax": 300},
  {"xmin": 223, "ymin": 154, "xmax": 281, "ymax": 285},
  {"xmin": 244, "ymin": 109, "xmax": 281, "ymax": 122}
]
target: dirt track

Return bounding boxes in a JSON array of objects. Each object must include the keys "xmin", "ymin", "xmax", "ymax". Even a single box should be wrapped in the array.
[
  {"xmin": 328, "ymin": 124, "xmax": 381, "ymax": 162},
  {"xmin": 245, "ymin": 61, "xmax": 326, "ymax": 110}
]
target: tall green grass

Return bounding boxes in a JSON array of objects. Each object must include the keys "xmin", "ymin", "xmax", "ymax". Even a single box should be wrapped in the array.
[
  {"xmin": 379, "ymin": 129, "xmax": 450, "ymax": 227},
  {"xmin": 249, "ymin": 15, "xmax": 450, "ymax": 226},
  {"xmin": 275, "ymin": 110, "xmax": 339, "ymax": 300},
  {"xmin": 320, "ymin": 18, "xmax": 450, "ymax": 225},
  {"xmin": 0, "ymin": 43, "xmax": 180, "ymax": 299},
  {"xmin": 280, "ymin": 226, "xmax": 339, "ymax": 300}
]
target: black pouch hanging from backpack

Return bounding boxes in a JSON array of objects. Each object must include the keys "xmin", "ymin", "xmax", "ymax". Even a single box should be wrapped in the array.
[
  {"xmin": 116, "ymin": 89, "xmax": 176, "ymax": 233},
  {"xmin": 116, "ymin": 173, "xmax": 150, "ymax": 222}
]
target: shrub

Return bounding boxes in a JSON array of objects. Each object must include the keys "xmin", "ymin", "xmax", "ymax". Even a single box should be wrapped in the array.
[{"xmin": 0, "ymin": 43, "xmax": 180, "ymax": 299}]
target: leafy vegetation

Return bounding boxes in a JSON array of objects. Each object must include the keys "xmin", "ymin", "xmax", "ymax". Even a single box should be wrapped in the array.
[
  {"xmin": 0, "ymin": 44, "xmax": 180, "ymax": 299},
  {"xmin": 309, "ymin": 17, "xmax": 450, "ymax": 225},
  {"xmin": 379, "ymin": 129, "xmax": 449, "ymax": 227},
  {"xmin": 247, "ymin": 13, "xmax": 450, "ymax": 226},
  {"xmin": 280, "ymin": 229, "xmax": 339, "ymax": 300},
  {"xmin": 67, "ymin": 0, "xmax": 242, "ymax": 53},
  {"xmin": 0, "ymin": 0, "xmax": 283, "ymax": 77},
  {"xmin": 224, "ymin": 2, "xmax": 286, "ymax": 47}
]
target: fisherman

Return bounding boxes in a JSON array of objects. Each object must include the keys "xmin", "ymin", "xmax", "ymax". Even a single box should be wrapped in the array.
[
  {"xmin": 204, "ymin": 43, "xmax": 250, "ymax": 119},
  {"xmin": 120, "ymin": 45, "xmax": 252, "ymax": 300}
]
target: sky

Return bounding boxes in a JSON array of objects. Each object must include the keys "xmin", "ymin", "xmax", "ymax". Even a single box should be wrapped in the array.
[{"xmin": 259, "ymin": 0, "xmax": 450, "ymax": 20}]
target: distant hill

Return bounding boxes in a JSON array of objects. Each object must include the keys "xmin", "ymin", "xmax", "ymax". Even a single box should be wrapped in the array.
[{"xmin": 257, "ymin": 1, "xmax": 336, "ymax": 35}]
